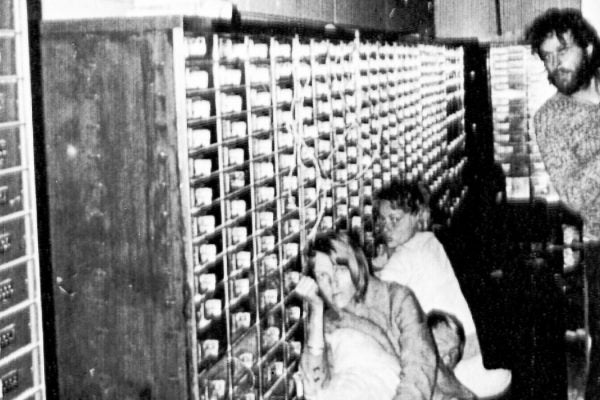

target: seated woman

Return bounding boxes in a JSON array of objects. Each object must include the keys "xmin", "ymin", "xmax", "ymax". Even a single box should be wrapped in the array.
[
  {"xmin": 373, "ymin": 180, "xmax": 511, "ymax": 398},
  {"xmin": 295, "ymin": 230, "xmax": 474, "ymax": 400}
]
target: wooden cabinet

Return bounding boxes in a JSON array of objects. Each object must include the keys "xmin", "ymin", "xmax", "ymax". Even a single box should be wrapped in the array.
[
  {"xmin": 41, "ymin": 16, "xmax": 467, "ymax": 399},
  {"xmin": 385, "ymin": 0, "xmax": 432, "ymax": 34},
  {"xmin": 435, "ymin": 0, "xmax": 581, "ymax": 41},
  {"xmin": 234, "ymin": 0, "xmax": 334, "ymax": 25},
  {"xmin": 41, "ymin": 17, "xmax": 193, "ymax": 400},
  {"xmin": 235, "ymin": 0, "xmax": 431, "ymax": 34}
]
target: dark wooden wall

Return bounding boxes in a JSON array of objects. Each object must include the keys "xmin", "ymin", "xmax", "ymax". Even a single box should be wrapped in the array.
[
  {"xmin": 234, "ymin": 0, "xmax": 432, "ymax": 34},
  {"xmin": 435, "ymin": 0, "xmax": 581, "ymax": 40},
  {"xmin": 41, "ymin": 18, "xmax": 193, "ymax": 399}
]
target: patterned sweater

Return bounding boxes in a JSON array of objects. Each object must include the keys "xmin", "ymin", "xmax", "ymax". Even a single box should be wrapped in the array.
[{"xmin": 534, "ymin": 92, "xmax": 600, "ymax": 238}]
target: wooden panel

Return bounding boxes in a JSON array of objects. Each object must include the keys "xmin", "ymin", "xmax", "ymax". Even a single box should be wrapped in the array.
[
  {"xmin": 499, "ymin": 0, "xmax": 581, "ymax": 37},
  {"xmin": 41, "ymin": 24, "xmax": 192, "ymax": 399},
  {"xmin": 236, "ymin": 0, "xmax": 424, "ymax": 32},
  {"xmin": 235, "ymin": 0, "xmax": 298, "ymax": 17},
  {"xmin": 435, "ymin": 0, "xmax": 581, "ymax": 41},
  {"xmin": 235, "ymin": 0, "xmax": 424, "ymax": 33},
  {"xmin": 335, "ymin": 0, "xmax": 387, "ymax": 29},
  {"xmin": 434, "ymin": 0, "xmax": 498, "ymax": 40},
  {"xmin": 42, "ymin": 0, "xmax": 232, "ymax": 21},
  {"xmin": 385, "ymin": 0, "xmax": 432, "ymax": 34},
  {"xmin": 235, "ymin": 0, "xmax": 332, "ymax": 24},
  {"xmin": 297, "ymin": 0, "xmax": 334, "ymax": 24},
  {"xmin": 41, "ymin": 16, "xmax": 183, "ymax": 34},
  {"xmin": 235, "ymin": 0, "xmax": 335, "ymax": 26}
]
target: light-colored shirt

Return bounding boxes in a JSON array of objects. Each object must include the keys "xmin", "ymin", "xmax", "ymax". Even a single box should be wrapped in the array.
[
  {"xmin": 376, "ymin": 231, "xmax": 476, "ymax": 336},
  {"xmin": 300, "ymin": 278, "xmax": 475, "ymax": 400},
  {"xmin": 376, "ymin": 232, "xmax": 512, "ymax": 398},
  {"xmin": 303, "ymin": 328, "xmax": 401, "ymax": 400},
  {"xmin": 534, "ymin": 92, "xmax": 600, "ymax": 239}
]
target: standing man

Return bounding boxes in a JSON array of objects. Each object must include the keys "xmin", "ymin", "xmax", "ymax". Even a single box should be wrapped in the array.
[
  {"xmin": 526, "ymin": 8, "xmax": 600, "ymax": 398},
  {"xmin": 527, "ymin": 8, "xmax": 600, "ymax": 238}
]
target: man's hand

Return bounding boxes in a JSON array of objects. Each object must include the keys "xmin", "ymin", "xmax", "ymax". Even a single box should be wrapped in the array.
[{"xmin": 371, "ymin": 244, "xmax": 389, "ymax": 271}]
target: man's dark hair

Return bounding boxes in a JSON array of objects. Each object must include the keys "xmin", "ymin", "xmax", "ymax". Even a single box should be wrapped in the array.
[
  {"xmin": 374, "ymin": 179, "xmax": 427, "ymax": 215},
  {"xmin": 525, "ymin": 8, "xmax": 600, "ymax": 71},
  {"xmin": 427, "ymin": 309, "xmax": 466, "ymax": 362}
]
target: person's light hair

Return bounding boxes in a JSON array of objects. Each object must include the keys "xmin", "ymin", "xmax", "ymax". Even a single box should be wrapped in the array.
[{"xmin": 306, "ymin": 230, "xmax": 369, "ymax": 302}]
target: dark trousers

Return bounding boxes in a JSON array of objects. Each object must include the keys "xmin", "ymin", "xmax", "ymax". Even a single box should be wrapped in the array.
[{"xmin": 585, "ymin": 243, "xmax": 600, "ymax": 399}]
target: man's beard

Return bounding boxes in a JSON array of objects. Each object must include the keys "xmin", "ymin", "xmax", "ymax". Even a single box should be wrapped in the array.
[{"xmin": 548, "ymin": 53, "xmax": 594, "ymax": 95}]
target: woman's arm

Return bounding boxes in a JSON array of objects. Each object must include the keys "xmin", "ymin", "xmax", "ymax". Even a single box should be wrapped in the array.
[
  {"xmin": 392, "ymin": 286, "xmax": 475, "ymax": 400},
  {"xmin": 392, "ymin": 286, "xmax": 437, "ymax": 399},
  {"xmin": 295, "ymin": 277, "xmax": 330, "ymax": 397}
]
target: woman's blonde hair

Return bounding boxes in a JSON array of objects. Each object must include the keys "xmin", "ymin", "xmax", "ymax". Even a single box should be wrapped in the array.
[{"xmin": 306, "ymin": 230, "xmax": 369, "ymax": 302}]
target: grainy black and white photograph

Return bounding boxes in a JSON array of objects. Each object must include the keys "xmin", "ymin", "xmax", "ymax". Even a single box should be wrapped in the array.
[{"xmin": 4, "ymin": 0, "xmax": 600, "ymax": 399}]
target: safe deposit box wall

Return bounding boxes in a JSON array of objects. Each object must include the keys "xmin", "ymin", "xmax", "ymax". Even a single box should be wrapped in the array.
[{"xmin": 41, "ymin": 16, "xmax": 467, "ymax": 399}]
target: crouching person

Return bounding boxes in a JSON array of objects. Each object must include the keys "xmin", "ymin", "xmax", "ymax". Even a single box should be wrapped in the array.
[{"xmin": 294, "ymin": 231, "xmax": 475, "ymax": 400}]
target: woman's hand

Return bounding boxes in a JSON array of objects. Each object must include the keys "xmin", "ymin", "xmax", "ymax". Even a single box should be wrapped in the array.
[
  {"xmin": 295, "ymin": 276, "xmax": 324, "ymax": 310},
  {"xmin": 296, "ymin": 276, "xmax": 326, "ymax": 355}
]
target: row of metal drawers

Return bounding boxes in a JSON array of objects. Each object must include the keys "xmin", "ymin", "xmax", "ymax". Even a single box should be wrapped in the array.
[
  {"xmin": 0, "ymin": 191, "xmax": 39, "ymax": 400},
  {"xmin": 0, "ymin": 0, "xmax": 45, "ymax": 398},
  {"xmin": 0, "ymin": 252, "xmax": 38, "ymax": 399},
  {"xmin": 0, "ymin": 74, "xmax": 43, "ymax": 400},
  {"xmin": 0, "ymin": 347, "xmax": 37, "ymax": 399}
]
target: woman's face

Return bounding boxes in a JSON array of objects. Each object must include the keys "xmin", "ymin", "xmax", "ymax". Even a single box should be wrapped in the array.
[
  {"xmin": 377, "ymin": 200, "xmax": 419, "ymax": 250},
  {"xmin": 313, "ymin": 240, "xmax": 357, "ymax": 309}
]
